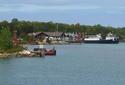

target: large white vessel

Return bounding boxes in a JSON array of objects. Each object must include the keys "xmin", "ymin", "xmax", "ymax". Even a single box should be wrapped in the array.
[{"xmin": 84, "ymin": 33, "xmax": 119, "ymax": 44}]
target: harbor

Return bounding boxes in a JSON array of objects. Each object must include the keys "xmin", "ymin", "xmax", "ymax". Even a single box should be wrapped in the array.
[
  {"xmin": 0, "ymin": 31, "xmax": 120, "ymax": 58},
  {"xmin": 27, "ymin": 32, "xmax": 119, "ymax": 45},
  {"xmin": 0, "ymin": 0, "xmax": 125, "ymax": 84}
]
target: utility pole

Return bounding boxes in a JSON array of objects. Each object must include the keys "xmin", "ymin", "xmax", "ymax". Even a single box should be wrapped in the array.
[{"xmin": 56, "ymin": 23, "xmax": 58, "ymax": 32}]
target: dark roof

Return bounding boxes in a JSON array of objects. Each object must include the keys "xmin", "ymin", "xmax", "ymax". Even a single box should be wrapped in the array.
[
  {"xmin": 35, "ymin": 32, "xmax": 41, "ymax": 35},
  {"xmin": 34, "ymin": 32, "xmax": 64, "ymax": 37},
  {"xmin": 43, "ymin": 32, "xmax": 63, "ymax": 37}
]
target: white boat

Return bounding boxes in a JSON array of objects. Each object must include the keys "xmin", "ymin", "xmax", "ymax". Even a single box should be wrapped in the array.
[{"xmin": 84, "ymin": 33, "xmax": 119, "ymax": 44}]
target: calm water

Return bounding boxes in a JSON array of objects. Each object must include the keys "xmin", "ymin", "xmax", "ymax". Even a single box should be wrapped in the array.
[{"xmin": 0, "ymin": 43, "xmax": 125, "ymax": 85}]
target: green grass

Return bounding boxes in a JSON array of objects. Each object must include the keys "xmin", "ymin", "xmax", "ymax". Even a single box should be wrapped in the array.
[{"xmin": 0, "ymin": 46, "xmax": 23, "ymax": 53}]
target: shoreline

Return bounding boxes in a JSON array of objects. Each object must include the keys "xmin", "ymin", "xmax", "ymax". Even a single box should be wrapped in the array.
[
  {"xmin": 0, "ymin": 42, "xmax": 124, "ymax": 59},
  {"xmin": 0, "ymin": 53, "xmax": 18, "ymax": 59}
]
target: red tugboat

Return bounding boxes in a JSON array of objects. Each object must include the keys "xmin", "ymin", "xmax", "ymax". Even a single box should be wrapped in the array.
[
  {"xmin": 33, "ymin": 46, "xmax": 56, "ymax": 56},
  {"xmin": 45, "ymin": 48, "xmax": 56, "ymax": 56}
]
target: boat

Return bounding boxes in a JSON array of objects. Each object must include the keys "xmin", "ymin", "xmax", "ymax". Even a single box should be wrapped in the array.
[
  {"xmin": 45, "ymin": 49, "xmax": 56, "ymax": 56},
  {"xmin": 33, "ymin": 46, "xmax": 56, "ymax": 56},
  {"xmin": 20, "ymin": 45, "xmax": 56, "ymax": 57},
  {"xmin": 84, "ymin": 33, "xmax": 119, "ymax": 44}
]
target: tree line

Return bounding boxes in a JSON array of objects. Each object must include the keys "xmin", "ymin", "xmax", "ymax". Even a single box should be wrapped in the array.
[{"xmin": 0, "ymin": 18, "xmax": 125, "ymax": 40}]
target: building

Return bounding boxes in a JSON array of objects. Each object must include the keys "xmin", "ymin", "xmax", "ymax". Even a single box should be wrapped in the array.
[
  {"xmin": 31, "ymin": 32, "xmax": 64, "ymax": 44},
  {"xmin": 28, "ymin": 32, "xmax": 84, "ymax": 44}
]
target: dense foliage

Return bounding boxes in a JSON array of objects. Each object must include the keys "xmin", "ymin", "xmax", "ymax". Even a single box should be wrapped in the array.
[
  {"xmin": 0, "ymin": 27, "xmax": 13, "ymax": 51},
  {"xmin": 0, "ymin": 18, "xmax": 125, "ymax": 40}
]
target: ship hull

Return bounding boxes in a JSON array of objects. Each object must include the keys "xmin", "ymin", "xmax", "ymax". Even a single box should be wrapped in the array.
[{"xmin": 84, "ymin": 39, "xmax": 119, "ymax": 44}]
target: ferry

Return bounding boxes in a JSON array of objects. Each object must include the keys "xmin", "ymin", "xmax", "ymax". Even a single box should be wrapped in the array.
[{"xmin": 84, "ymin": 33, "xmax": 119, "ymax": 44}]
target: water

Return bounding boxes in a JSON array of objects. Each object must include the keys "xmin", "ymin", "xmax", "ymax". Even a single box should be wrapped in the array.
[{"xmin": 0, "ymin": 43, "xmax": 125, "ymax": 85}]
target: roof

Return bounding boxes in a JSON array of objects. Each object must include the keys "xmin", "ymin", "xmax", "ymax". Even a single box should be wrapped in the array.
[
  {"xmin": 43, "ymin": 32, "xmax": 64, "ymax": 37},
  {"xmin": 34, "ymin": 32, "xmax": 64, "ymax": 37}
]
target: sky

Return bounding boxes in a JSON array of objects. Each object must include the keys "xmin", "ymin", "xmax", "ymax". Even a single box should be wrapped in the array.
[{"xmin": 0, "ymin": 0, "xmax": 125, "ymax": 27}]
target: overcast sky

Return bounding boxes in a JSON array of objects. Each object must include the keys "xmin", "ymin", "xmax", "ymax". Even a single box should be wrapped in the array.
[{"xmin": 0, "ymin": 0, "xmax": 125, "ymax": 27}]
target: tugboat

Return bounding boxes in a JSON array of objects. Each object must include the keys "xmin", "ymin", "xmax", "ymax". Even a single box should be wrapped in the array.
[
  {"xmin": 33, "ymin": 46, "xmax": 56, "ymax": 56},
  {"xmin": 84, "ymin": 33, "xmax": 119, "ymax": 44}
]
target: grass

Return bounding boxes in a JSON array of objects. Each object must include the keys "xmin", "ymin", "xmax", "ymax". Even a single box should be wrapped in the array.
[{"xmin": 0, "ymin": 46, "xmax": 23, "ymax": 53}]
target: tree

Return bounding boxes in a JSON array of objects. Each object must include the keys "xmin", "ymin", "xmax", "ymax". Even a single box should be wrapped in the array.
[
  {"xmin": 10, "ymin": 18, "xmax": 19, "ymax": 32},
  {"xmin": 11, "ymin": 18, "xmax": 18, "ymax": 23},
  {"xmin": 0, "ymin": 27, "xmax": 13, "ymax": 51},
  {"xmin": 0, "ymin": 20, "xmax": 9, "ymax": 28}
]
